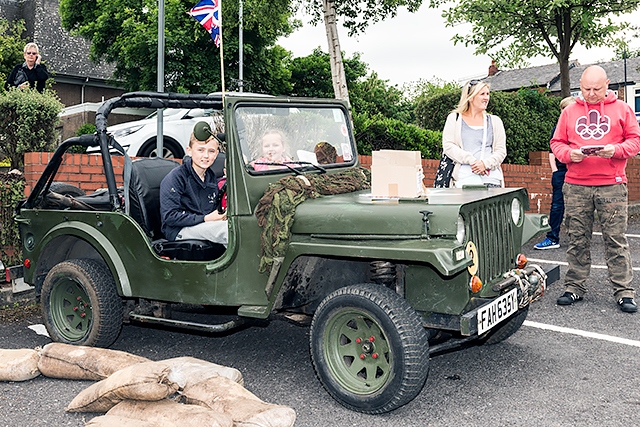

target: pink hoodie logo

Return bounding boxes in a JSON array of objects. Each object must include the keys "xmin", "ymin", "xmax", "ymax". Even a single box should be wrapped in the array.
[{"xmin": 576, "ymin": 110, "xmax": 610, "ymax": 140}]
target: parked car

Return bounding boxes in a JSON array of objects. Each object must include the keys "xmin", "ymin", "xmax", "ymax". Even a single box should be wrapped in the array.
[
  {"xmin": 15, "ymin": 92, "xmax": 558, "ymax": 414},
  {"xmin": 104, "ymin": 92, "xmax": 269, "ymax": 158},
  {"xmin": 105, "ymin": 107, "xmax": 219, "ymax": 158}
]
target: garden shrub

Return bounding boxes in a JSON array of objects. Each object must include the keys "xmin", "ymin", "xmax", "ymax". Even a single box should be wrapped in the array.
[
  {"xmin": 0, "ymin": 172, "xmax": 24, "ymax": 266},
  {"xmin": 414, "ymin": 88, "xmax": 562, "ymax": 164},
  {"xmin": 0, "ymin": 88, "xmax": 63, "ymax": 169},
  {"xmin": 353, "ymin": 113, "xmax": 442, "ymax": 159}
]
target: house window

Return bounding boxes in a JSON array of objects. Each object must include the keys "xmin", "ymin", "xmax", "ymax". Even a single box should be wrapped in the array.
[{"xmin": 635, "ymin": 88, "xmax": 640, "ymax": 119}]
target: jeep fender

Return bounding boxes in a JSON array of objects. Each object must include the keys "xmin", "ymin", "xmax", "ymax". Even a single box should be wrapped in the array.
[{"xmin": 33, "ymin": 221, "xmax": 132, "ymax": 297}]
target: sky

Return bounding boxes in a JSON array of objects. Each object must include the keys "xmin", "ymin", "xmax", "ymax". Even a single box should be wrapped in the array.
[{"xmin": 277, "ymin": 6, "xmax": 640, "ymax": 88}]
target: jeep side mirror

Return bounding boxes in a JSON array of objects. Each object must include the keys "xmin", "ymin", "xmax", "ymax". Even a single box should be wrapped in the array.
[{"xmin": 194, "ymin": 121, "xmax": 213, "ymax": 141}]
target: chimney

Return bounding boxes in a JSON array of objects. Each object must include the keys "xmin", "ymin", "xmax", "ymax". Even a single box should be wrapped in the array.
[{"xmin": 488, "ymin": 60, "xmax": 499, "ymax": 76}]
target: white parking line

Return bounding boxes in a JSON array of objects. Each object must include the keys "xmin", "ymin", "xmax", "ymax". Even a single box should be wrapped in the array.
[
  {"xmin": 524, "ymin": 320, "xmax": 640, "ymax": 348},
  {"xmin": 593, "ymin": 232, "xmax": 640, "ymax": 238},
  {"xmin": 528, "ymin": 258, "xmax": 640, "ymax": 272}
]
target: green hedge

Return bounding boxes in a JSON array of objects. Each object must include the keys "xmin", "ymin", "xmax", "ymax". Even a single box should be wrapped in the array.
[
  {"xmin": 0, "ymin": 88, "xmax": 63, "ymax": 169},
  {"xmin": 353, "ymin": 113, "xmax": 442, "ymax": 159},
  {"xmin": 0, "ymin": 173, "xmax": 24, "ymax": 266},
  {"xmin": 414, "ymin": 89, "xmax": 562, "ymax": 164}
]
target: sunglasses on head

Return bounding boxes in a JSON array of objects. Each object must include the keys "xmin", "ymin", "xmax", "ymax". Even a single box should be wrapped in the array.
[{"xmin": 467, "ymin": 79, "xmax": 481, "ymax": 94}]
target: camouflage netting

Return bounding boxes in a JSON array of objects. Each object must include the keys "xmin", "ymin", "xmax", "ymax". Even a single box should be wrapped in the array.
[
  {"xmin": 255, "ymin": 168, "xmax": 371, "ymax": 273},
  {"xmin": 0, "ymin": 172, "xmax": 25, "ymax": 266}
]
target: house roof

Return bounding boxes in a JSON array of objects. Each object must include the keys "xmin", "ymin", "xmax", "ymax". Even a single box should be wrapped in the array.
[
  {"xmin": 0, "ymin": 0, "xmax": 117, "ymax": 83},
  {"xmin": 484, "ymin": 56, "xmax": 640, "ymax": 92},
  {"xmin": 35, "ymin": 0, "xmax": 116, "ymax": 82}
]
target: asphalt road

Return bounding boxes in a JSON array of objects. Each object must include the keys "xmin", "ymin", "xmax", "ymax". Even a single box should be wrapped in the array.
[{"xmin": 2, "ymin": 220, "xmax": 640, "ymax": 427}]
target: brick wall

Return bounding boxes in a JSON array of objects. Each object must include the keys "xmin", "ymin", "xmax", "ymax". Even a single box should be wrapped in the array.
[{"xmin": 23, "ymin": 152, "xmax": 640, "ymax": 214}]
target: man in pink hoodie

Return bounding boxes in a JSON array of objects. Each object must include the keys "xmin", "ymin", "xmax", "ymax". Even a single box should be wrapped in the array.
[{"xmin": 551, "ymin": 65, "xmax": 640, "ymax": 313}]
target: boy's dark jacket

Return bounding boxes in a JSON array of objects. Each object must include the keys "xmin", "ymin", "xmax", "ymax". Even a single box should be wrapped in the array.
[{"xmin": 159, "ymin": 156, "xmax": 219, "ymax": 240}]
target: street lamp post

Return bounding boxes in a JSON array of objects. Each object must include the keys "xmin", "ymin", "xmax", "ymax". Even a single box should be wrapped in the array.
[{"xmin": 239, "ymin": 0, "xmax": 243, "ymax": 93}]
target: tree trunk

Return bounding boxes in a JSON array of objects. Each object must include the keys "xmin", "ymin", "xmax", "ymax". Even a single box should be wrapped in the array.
[
  {"xmin": 559, "ymin": 9, "xmax": 572, "ymax": 98},
  {"xmin": 559, "ymin": 56, "xmax": 571, "ymax": 98},
  {"xmin": 322, "ymin": 0, "xmax": 350, "ymax": 105}
]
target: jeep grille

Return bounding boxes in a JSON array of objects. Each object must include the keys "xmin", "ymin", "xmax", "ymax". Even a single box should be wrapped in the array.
[{"xmin": 464, "ymin": 197, "xmax": 517, "ymax": 285}]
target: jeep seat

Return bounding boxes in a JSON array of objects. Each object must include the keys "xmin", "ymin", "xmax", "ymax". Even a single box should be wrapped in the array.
[{"xmin": 127, "ymin": 157, "xmax": 225, "ymax": 261}]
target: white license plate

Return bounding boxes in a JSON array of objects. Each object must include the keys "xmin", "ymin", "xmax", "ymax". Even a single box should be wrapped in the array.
[{"xmin": 477, "ymin": 288, "xmax": 518, "ymax": 335}]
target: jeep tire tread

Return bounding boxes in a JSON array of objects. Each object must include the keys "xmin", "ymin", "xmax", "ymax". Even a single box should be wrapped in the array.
[
  {"xmin": 41, "ymin": 259, "xmax": 122, "ymax": 347},
  {"xmin": 310, "ymin": 283, "xmax": 430, "ymax": 414},
  {"xmin": 48, "ymin": 182, "xmax": 85, "ymax": 197}
]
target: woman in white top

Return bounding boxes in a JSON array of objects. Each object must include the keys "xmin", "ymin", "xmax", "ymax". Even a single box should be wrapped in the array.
[{"xmin": 441, "ymin": 80, "xmax": 507, "ymax": 188}]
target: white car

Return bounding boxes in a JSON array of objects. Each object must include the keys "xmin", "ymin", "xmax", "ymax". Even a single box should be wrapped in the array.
[{"xmin": 106, "ymin": 108, "xmax": 220, "ymax": 158}]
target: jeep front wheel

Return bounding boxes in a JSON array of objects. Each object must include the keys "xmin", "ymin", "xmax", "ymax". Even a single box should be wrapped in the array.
[
  {"xmin": 310, "ymin": 283, "xmax": 430, "ymax": 414},
  {"xmin": 41, "ymin": 259, "xmax": 122, "ymax": 347}
]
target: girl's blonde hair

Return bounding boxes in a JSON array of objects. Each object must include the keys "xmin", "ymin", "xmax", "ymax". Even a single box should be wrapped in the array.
[
  {"xmin": 453, "ymin": 80, "xmax": 491, "ymax": 114},
  {"xmin": 560, "ymin": 96, "xmax": 575, "ymax": 110}
]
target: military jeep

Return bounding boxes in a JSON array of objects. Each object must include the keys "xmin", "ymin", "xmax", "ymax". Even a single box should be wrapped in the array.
[{"xmin": 16, "ymin": 92, "xmax": 557, "ymax": 414}]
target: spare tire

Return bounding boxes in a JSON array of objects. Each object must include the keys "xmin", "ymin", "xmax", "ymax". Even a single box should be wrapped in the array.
[{"xmin": 49, "ymin": 182, "xmax": 85, "ymax": 197}]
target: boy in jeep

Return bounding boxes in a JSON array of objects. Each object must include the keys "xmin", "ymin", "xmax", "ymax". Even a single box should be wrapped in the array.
[{"xmin": 159, "ymin": 132, "xmax": 228, "ymax": 246}]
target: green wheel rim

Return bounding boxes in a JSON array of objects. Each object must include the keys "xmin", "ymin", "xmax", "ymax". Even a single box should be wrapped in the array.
[
  {"xmin": 323, "ymin": 308, "xmax": 392, "ymax": 395},
  {"xmin": 49, "ymin": 277, "xmax": 93, "ymax": 342}
]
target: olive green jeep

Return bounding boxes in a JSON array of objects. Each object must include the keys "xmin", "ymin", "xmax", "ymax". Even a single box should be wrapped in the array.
[{"xmin": 15, "ymin": 92, "xmax": 557, "ymax": 414}]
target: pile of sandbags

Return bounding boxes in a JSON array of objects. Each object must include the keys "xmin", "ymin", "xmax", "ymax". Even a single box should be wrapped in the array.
[
  {"xmin": 0, "ymin": 343, "xmax": 296, "ymax": 427},
  {"xmin": 0, "ymin": 348, "xmax": 40, "ymax": 381}
]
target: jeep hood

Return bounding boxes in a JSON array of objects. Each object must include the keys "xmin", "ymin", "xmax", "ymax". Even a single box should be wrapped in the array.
[{"xmin": 291, "ymin": 188, "xmax": 522, "ymax": 237}]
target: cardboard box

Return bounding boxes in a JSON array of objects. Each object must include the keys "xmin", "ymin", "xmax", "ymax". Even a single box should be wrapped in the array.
[{"xmin": 371, "ymin": 150, "xmax": 425, "ymax": 198}]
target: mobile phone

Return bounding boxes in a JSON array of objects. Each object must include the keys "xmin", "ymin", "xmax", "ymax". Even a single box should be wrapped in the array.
[{"xmin": 580, "ymin": 145, "xmax": 604, "ymax": 156}]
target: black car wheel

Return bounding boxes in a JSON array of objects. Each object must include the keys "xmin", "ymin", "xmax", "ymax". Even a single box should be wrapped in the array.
[
  {"xmin": 310, "ymin": 283, "xmax": 430, "ymax": 414},
  {"xmin": 139, "ymin": 138, "xmax": 183, "ymax": 159},
  {"xmin": 41, "ymin": 259, "xmax": 122, "ymax": 347}
]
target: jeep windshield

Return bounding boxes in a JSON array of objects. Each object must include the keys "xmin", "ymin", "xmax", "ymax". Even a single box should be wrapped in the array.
[{"xmin": 236, "ymin": 105, "xmax": 356, "ymax": 174}]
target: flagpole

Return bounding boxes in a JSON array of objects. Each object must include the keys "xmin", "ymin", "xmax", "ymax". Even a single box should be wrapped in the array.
[
  {"xmin": 219, "ymin": 0, "xmax": 225, "ymax": 97},
  {"xmin": 238, "ymin": 0, "xmax": 243, "ymax": 93}
]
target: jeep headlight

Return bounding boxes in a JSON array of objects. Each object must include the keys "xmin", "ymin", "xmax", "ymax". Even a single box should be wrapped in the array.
[
  {"xmin": 511, "ymin": 198, "xmax": 523, "ymax": 225},
  {"xmin": 111, "ymin": 125, "xmax": 144, "ymax": 139},
  {"xmin": 456, "ymin": 214, "xmax": 466, "ymax": 244}
]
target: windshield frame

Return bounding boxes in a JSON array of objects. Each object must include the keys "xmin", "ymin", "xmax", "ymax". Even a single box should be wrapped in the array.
[{"xmin": 233, "ymin": 102, "xmax": 357, "ymax": 176}]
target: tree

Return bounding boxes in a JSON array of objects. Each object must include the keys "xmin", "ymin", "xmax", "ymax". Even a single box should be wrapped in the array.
[
  {"xmin": 0, "ymin": 19, "xmax": 29, "ymax": 90},
  {"xmin": 288, "ymin": 48, "xmax": 366, "ymax": 98},
  {"xmin": 299, "ymin": 0, "xmax": 423, "ymax": 101},
  {"xmin": 59, "ymin": 0, "xmax": 296, "ymax": 93},
  {"xmin": 350, "ymin": 72, "xmax": 414, "ymax": 123},
  {"xmin": 431, "ymin": 0, "xmax": 640, "ymax": 97},
  {"xmin": 288, "ymin": 48, "xmax": 413, "ymax": 120}
]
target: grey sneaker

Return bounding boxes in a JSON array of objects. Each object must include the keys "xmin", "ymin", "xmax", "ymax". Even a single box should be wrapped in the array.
[
  {"xmin": 618, "ymin": 297, "xmax": 637, "ymax": 313},
  {"xmin": 557, "ymin": 292, "xmax": 583, "ymax": 305}
]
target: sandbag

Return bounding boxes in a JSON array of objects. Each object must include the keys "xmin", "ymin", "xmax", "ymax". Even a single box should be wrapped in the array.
[
  {"xmin": 85, "ymin": 414, "xmax": 176, "ymax": 427},
  {"xmin": 107, "ymin": 399, "xmax": 233, "ymax": 427},
  {"xmin": 0, "ymin": 349, "xmax": 40, "ymax": 382},
  {"xmin": 160, "ymin": 356, "xmax": 244, "ymax": 388},
  {"xmin": 182, "ymin": 376, "xmax": 296, "ymax": 427},
  {"xmin": 39, "ymin": 343, "xmax": 150, "ymax": 380},
  {"xmin": 66, "ymin": 361, "xmax": 179, "ymax": 413}
]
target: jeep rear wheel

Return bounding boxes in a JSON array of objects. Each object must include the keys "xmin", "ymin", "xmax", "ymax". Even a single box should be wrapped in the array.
[
  {"xmin": 481, "ymin": 305, "xmax": 529, "ymax": 345},
  {"xmin": 310, "ymin": 283, "xmax": 430, "ymax": 414},
  {"xmin": 41, "ymin": 259, "xmax": 122, "ymax": 347}
]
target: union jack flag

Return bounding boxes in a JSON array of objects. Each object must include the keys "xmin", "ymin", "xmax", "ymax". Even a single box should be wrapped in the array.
[{"xmin": 188, "ymin": 0, "xmax": 221, "ymax": 47}]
